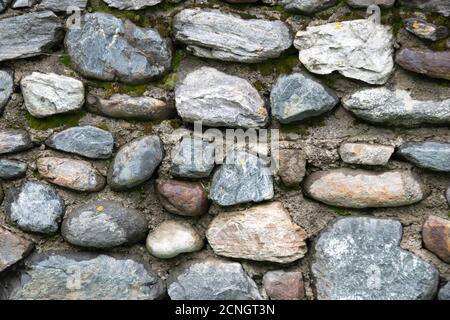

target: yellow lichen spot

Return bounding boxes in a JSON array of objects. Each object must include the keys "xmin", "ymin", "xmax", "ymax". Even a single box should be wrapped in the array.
[
  {"xmin": 423, "ymin": 28, "xmax": 430, "ymax": 33},
  {"xmin": 335, "ymin": 22, "xmax": 343, "ymax": 30},
  {"xmin": 259, "ymin": 106, "xmax": 267, "ymax": 118},
  {"xmin": 239, "ymin": 159, "xmax": 246, "ymax": 166},
  {"xmin": 412, "ymin": 22, "xmax": 420, "ymax": 29},
  {"xmin": 97, "ymin": 206, "xmax": 104, "ymax": 212}
]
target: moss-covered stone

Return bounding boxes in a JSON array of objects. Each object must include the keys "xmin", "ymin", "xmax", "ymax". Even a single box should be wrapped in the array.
[{"xmin": 26, "ymin": 112, "xmax": 87, "ymax": 131}]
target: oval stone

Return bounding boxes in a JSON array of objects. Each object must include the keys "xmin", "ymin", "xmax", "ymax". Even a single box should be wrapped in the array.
[
  {"xmin": 0, "ymin": 129, "xmax": 33, "ymax": 155},
  {"xmin": 0, "ymin": 159, "xmax": 27, "ymax": 180},
  {"xmin": 422, "ymin": 215, "xmax": 450, "ymax": 263},
  {"xmin": 396, "ymin": 48, "xmax": 450, "ymax": 81},
  {"xmin": 397, "ymin": 142, "xmax": 450, "ymax": 172}
]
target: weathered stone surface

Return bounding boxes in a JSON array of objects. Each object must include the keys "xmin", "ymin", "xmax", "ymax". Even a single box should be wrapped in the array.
[
  {"xmin": 271, "ymin": 72, "xmax": 338, "ymax": 123},
  {"xmin": 0, "ymin": 11, "xmax": 63, "ymax": 62},
  {"xmin": 347, "ymin": 0, "xmax": 395, "ymax": 8},
  {"xmin": 422, "ymin": 215, "xmax": 450, "ymax": 263},
  {"xmin": 108, "ymin": 135, "xmax": 164, "ymax": 190},
  {"xmin": 45, "ymin": 126, "xmax": 114, "ymax": 159},
  {"xmin": 439, "ymin": 282, "xmax": 450, "ymax": 300},
  {"xmin": 62, "ymin": 201, "xmax": 147, "ymax": 249},
  {"xmin": 173, "ymin": 9, "xmax": 292, "ymax": 63},
  {"xmin": 405, "ymin": 18, "xmax": 449, "ymax": 41},
  {"xmin": 279, "ymin": 0, "xmax": 337, "ymax": 14},
  {"xmin": 104, "ymin": 0, "xmax": 161, "ymax": 10},
  {"xmin": 294, "ymin": 20, "xmax": 395, "ymax": 85},
  {"xmin": 304, "ymin": 169, "xmax": 428, "ymax": 208},
  {"xmin": 146, "ymin": 221, "xmax": 204, "ymax": 259},
  {"xmin": 0, "ymin": 0, "xmax": 11, "ymax": 12},
  {"xmin": 313, "ymin": 217, "xmax": 439, "ymax": 300},
  {"xmin": 339, "ymin": 143, "xmax": 394, "ymax": 166},
  {"xmin": 398, "ymin": 0, "xmax": 450, "ymax": 17},
  {"xmin": 397, "ymin": 142, "xmax": 450, "ymax": 172},
  {"xmin": 12, "ymin": 0, "xmax": 35, "ymax": 8},
  {"xmin": 0, "ymin": 130, "xmax": 33, "ymax": 155},
  {"xmin": 168, "ymin": 259, "xmax": 262, "ymax": 300},
  {"xmin": 6, "ymin": 253, "xmax": 165, "ymax": 300},
  {"xmin": 66, "ymin": 13, "xmax": 172, "ymax": 84},
  {"xmin": 37, "ymin": 157, "xmax": 106, "ymax": 192},
  {"xmin": 342, "ymin": 88, "xmax": 450, "ymax": 127},
  {"xmin": 21, "ymin": 72, "xmax": 85, "ymax": 118},
  {"xmin": 5, "ymin": 181, "xmax": 64, "ymax": 235},
  {"xmin": 207, "ymin": 202, "xmax": 307, "ymax": 263},
  {"xmin": 171, "ymin": 137, "xmax": 215, "ymax": 178},
  {"xmin": 0, "ymin": 69, "xmax": 13, "ymax": 113},
  {"xmin": 86, "ymin": 94, "xmax": 175, "ymax": 121},
  {"xmin": 396, "ymin": 48, "xmax": 450, "ymax": 80},
  {"xmin": 0, "ymin": 226, "xmax": 33, "ymax": 272},
  {"xmin": 0, "ymin": 159, "xmax": 27, "ymax": 180},
  {"xmin": 278, "ymin": 149, "xmax": 306, "ymax": 187},
  {"xmin": 263, "ymin": 271, "xmax": 305, "ymax": 300},
  {"xmin": 175, "ymin": 67, "xmax": 268, "ymax": 129},
  {"xmin": 224, "ymin": 0, "xmax": 257, "ymax": 2},
  {"xmin": 36, "ymin": 0, "xmax": 88, "ymax": 12},
  {"xmin": 156, "ymin": 180, "xmax": 209, "ymax": 217},
  {"xmin": 210, "ymin": 151, "xmax": 274, "ymax": 206}
]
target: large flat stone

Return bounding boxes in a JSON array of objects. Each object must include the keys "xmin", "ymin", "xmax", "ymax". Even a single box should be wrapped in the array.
[
  {"xmin": 36, "ymin": 0, "xmax": 88, "ymax": 12},
  {"xmin": 396, "ymin": 48, "xmax": 450, "ymax": 81},
  {"xmin": 397, "ymin": 142, "xmax": 450, "ymax": 172},
  {"xmin": 279, "ymin": 0, "xmax": 338, "ymax": 14}
]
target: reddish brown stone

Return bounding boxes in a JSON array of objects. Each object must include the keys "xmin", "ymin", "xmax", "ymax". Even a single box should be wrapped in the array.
[
  {"xmin": 0, "ymin": 226, "xmax": 34, "ymax": 272},
  {"xmin": 396, "ymin": 48, "xmax": 450, "ymax": 80},
  {"xmin": 263, "ymin": 270, "xmax": 305, "ymax": 300},
  {"xmin": 156, "ymin": 179, "xmax": 210, "ymax": 217},
  {"xmin": 423, "ymin": 215, "xmax": 450, "ymax": 263}
]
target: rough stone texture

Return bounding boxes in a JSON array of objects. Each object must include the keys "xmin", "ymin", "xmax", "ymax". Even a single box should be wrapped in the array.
[
  {"xmin": 108, "ymin": 135, "xmax": 164, "ymax": 190},
  {"xmin": 0, "ymin": 69, "xmax": 13, "ymax": 113},
  {"xmin": 304, "ymin": 169, "xmax": 429, "ymax": 208},
  {"xmin": 206, "ymin": 202, "xmax": 307, "ymax": 263},
  {"xmin": 263, "ymin": 271, "xmax": 305, "ymax": 300},
  {"xmin": 342, "ymin": 88, "xmax": 450, "ymax": 127},
  {"xmin": 0, "ymin": 11, "xmax": 63, "ymax": 62},
  {"xmin": 270, "ymin": 72, "xmax": 338, "ymax": 124},
  {"xmin": 45, "ymin": 126, "xmax": 113, "ymax": 159},
  {"xmin": 37, "ymin": 157, "xmax": 106, "ymax": 192},
  {"xmin": 5, "ymin": 181, "xmax": 64, "ymax": 235},
  {"xmin": 66, "ymin": 12, "xmax": 172, "ymax": 84},
  {"xmin": 156, "ymin": 180, "xmax": 210, "ymax": 217},
  {"xmin": 21, "ymin": 72, "xmax": 85, "ymax": 118},
  {"xmin": 0, "ymin": 130, "xmax": 33, "ymax": 155},
  {"xmin": 146, "ymin": 221, "xmax": 204, "ymax": 259},
  {"xmin": 171, "ymin": 137, "xmax": 215, "ymax": 178},
  {"xmin": 313, "ymin": 217, "xmax": 439, "ymax": 300},
  {"xmin": 398, "ymin": 0, "xmax": 450, "ymax": 17},
  {"xmin": 278, "ymin": 149, "xmax": 306, "ymax": 187},
  {"xmin": 86, "ymin": 94, "xmax": 175, "ymax": 121},
  {"xmin": 168, "ymin": 259, "xmax": 262, "ymax": 300},
  {"xmin": 0, "ymin": 226, "xmax": 33, "ymax": 272},
  {"xmin": 0, "ymin": 0, "xmax": 11, "ymax": 12},
  {"xmin": 175, "ymin": 67, "xmax": 268, "ymax": 128},
  {"xmin": 339, "ymin": 143, "xmax": 394, "ymax": 166},
  {"xmin": 439, "ymin": 282, "xmax": 450, "ymax": 300},
  {"xmin": 173, "ymin": 9, "xmax": 292, "ymax": 63},
  {"xmin": 36, "ymin": 0, "xmax": 88, "ymax": 12},
  {"xmin": 347, "ymin": 0, "xmax": 395, "ymax": 8},
  {"xmin": 209, "ymin": 151, "xmax": 274, "ymax": 206},
  {"xmin": 294, "ymin": 19, "xmax": 395, "ymax": 85},
  {"xmin": 422, "ymin": 215, "xmax": 450, "ymax": 263},
  {"xmin": 104, "ymin": 0, "xmax": 161, "ymax": 10},
  {"xmin": 0, "ymin": 159, "xmax": 27, "ymax": 180},
  {"xmin": 12, "ymin": 0, "xmax": 35, "ymax": 8},
  {"xmin": 405, "ymin": 18, "xmax": 449, "ymax": 42},
  {"xmin": 279, "ymin": 0, "xmax": 338, "ymax": 14},
  {"xmin": 396, "ymin": 48, "xmax": 450, "ymax": 81},
  {"xmin": 61, "ymin": 201, "xmax": 148, "ymax": 249},
  {"xmin": 397, "ymin": 142, "xmax": 450, "ymax": 172},
  {"xmin": 5, "ymin": 253, "xmax": 165, "ymax": 300}
]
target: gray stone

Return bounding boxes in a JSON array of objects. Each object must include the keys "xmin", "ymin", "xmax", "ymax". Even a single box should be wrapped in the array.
[
  {"xmin": 396, "ymin": 48, "xmax": 450, "ymax": 81},
  {"xmin": 304, "ymin": 169, "xmax": 428, "ymax": 208},
  {"xmin": 36, "ymin": 0, "xmax": 88, "ymax": 12},
  {"xmin": 0, "ymin": 226, "xmax": 33, "ymax": 272},
  {"xmin": 21, "ymin": 72, "xmax": 85, "ymax": 118},
  {"xmin": 279, "ymin": 0, "xmax": 337, "ymax": 14},
  {"xmin": 45, "ymin": 126, "xmax": 114, "ymax": 159},
  {"xmin": 342, "ymin": 88, "xmax": 450, "ymax": 127},
  {"xmin": 0, "ymin": 129, "xmax": 33, "ymax": 155},
  {"xmin": 86, "ymin": 94, "xmax": 176, "ymax": 121},
  {"xmin": 62, "ymin": 201, "xmax": 148, "ymax": 249},
  {"xmin": 0, "ymin": 11, "xmax": 63, "ymax": 62},
  {"xmin": 294, "ymin": 19, "xmax": 395, "ymax": 85},
  {"xmin": 0, "ymin": 159, "xmax": 27, "ymax": 180},
  {"xmin": 405, "ymin": 18, "xmax": 449, "ymax": 41},
  {"xmin": 5, "ymin": 181, "xmax": 65, "ymax": 235},
  {"xmin": 175, "ymin": 67, "xmax": 268, "ymax": 128},
  {"xmin": 438, "ymin": 282, "xmax": 450, "ymax": 300},
  {"xmin": 0, "ymin": 0, "xmax": 12, "ymax": 12},
  {"xmin": 171, "ymin": 137, "xmax": 215, "ymax": 179},
  {"xmin": 173, "ymin": 8, "xmax": 292, "ymax": 63},
  {"xmin": 270, "ymin": 72, "xmax": 338, "ymax": 124},
  {"xmin": 12, "ymin": 0, "xmax": 35, "ymax": 8},
  {"xmin": 398, "ymin": 0, "xmax": 450, "ymax": 17},
  {"xmin": 108, "ymin": 135, "xmax": 164, "ymax": 190},
  {"xmin": 397, "ymin": 142, "xmax": 450, "ymax": 172},
  {"xmin": 313, "ymin": 217, "xmax": 439, "ymax": 300},
  {"xmin": 146, "ymin": 221, "xmax": 204, "ymax": 259},
  {"xmin": 66, "ymin": 13, "xmax": 172, "ymax": 84},
  {"xmin": 5, "ymin": 252, "xmax": 165, "ymax": 300},
  {"xmin": 168, "ymin": 259, "xmax": 262, "ymax": 300},
  {"xmin": 0, "ymin": 69, "xmax": 13, "ymax": 113},
  {"xmin": 278, "ymin": 149, "xmax": 306, "ymax": 187},
  {"xmin": 339, "ymin": 143, "xmax": 394, "ymax": 166},
  {"xmin": 104, "ymin": 0, "xmax": 161, "ymax": 10},
  {"xmin": 347, "ymin": 0, "xmax": 395, "ymax": 8},
  {"xmin": 210, "ymin": 151, "xmax": 274, "ymax": 206}
]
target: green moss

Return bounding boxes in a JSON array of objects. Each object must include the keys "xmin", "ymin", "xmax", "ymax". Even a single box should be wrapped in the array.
[
  {"xmin": 256, "ymin": 52, "xmax": 299, "ymax": 77},
  {"xmin": 169, "ymin": 118, "xmax": 183, "ymax": 129},
  {"xmin": 60, "ymin": 51, "xmax": 71, "ymax": 67},
  {"xmin": 26, "ymin": 111, "xmax": 87, "ymax": 131},
  {"xmin": 96, "ymin": 122, "xmax": 109, "ymax": 131},
  {"xmin": 156, "ymin": 49, "xmax": 185, "ymax": 90},
  {"xmin": 252, "ymin": 80, "xmax": 266, "ymax": 92},
  {"xmin": 381, "ymin": 7, "xmax": 404, "ymax": 36},
  {"xmin": 429, "ymin": 39, "xmax": 449, "ymax": 52},
  {"xmin": 332, "ymin": 206, "xmax": 352, "ymax": 216},
  {"xmin": 90, "ymin": 81, "xmax": 147, "ymax": 97},
  {"xmin": 88, "ymin": 0, "xmax": 150, "ymax": 27}
]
